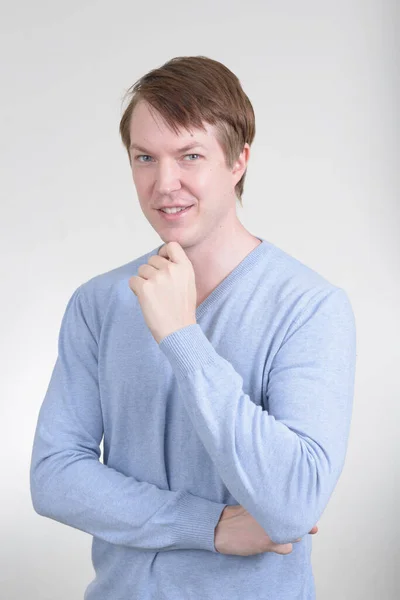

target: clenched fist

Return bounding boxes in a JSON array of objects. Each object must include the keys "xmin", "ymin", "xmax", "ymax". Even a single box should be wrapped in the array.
[{"xmin": 129, "ymin": 241, "xmax": 197, "ymax": 344}]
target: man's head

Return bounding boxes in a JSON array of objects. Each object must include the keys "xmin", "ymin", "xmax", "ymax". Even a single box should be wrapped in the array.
[{"xmin": 119, "ymin": 56, "xmax": 256, "ymax": 248}]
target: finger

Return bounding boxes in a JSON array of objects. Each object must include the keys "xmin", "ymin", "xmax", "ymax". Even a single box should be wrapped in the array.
[
  {"xmin": 129, "ymin": 275, "xmax": 143, "ymax": 296},
  {"xmin": 157, "ymin": 244, "xmax": 170, "ymax": 260},
  {"xmin": 137, "ymin": 264, "xmax": 158, "ymax": 279},
  {"xmin": 148, "ymin": 254, "xmax": 171, "ymax": 269},
  {"xmin": 158, "ymin": 241, "xmax": 186, "ymax": 263}
]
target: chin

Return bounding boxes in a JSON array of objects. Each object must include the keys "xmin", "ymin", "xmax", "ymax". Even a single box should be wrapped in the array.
[
  {"xmin": 160, "ymin": 232, "xmax": 186, "ymax": 244},
  {"xmin": 158, "ymin": 231, "xmax": 193, "ymax": 248}
]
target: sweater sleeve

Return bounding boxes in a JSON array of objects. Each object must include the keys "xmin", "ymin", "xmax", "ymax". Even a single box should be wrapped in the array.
[
  {"xmin": 30, "ymin": 286, "xmax": 227, "ymax": 552},
  {"xmin": 158, "ymin": 287, "xmax": 357, "ymax": 545}
]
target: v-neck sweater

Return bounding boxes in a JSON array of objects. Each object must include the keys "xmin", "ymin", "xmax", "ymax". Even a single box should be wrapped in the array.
[{"xmin": 30, "ymin": 236, "xmax": 357, "ymax": 600}]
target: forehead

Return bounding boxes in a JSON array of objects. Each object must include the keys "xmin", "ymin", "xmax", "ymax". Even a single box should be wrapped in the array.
[{"xmin": 129, "ymin": 100, "xmax": 218, "ymax": 150}]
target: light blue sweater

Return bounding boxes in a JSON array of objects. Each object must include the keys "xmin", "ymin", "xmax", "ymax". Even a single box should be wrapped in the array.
[{"xmin": 30, "ymin": 236, "xmax": 357, "ymax": 600}]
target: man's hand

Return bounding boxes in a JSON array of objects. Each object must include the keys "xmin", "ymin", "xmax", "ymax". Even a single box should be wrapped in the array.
[
  {"xmin": 214, "ymin": 505, "xmax": 318, "ymax": 557},
  {"xmin": 129, "ymin": 242, "xmax": 197, "ymax": 344}
]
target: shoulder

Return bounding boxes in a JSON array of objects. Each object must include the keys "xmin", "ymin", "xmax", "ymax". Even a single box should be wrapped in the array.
[
  {"xmin": 83, "ymin": 243, "xmax": 161, "ymax": 293},
  {"xmin": 260, "ymin": 239, "xmax": 354, "ymax": 323},
  {"xmin": 67, "ymin": 243, "xmax": 163, "ymax": 332}
]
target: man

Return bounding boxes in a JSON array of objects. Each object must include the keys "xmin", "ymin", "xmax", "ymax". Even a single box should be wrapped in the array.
[{"xmin": 30, "ymin": 56, "xmax": 356, "ymax": 599}]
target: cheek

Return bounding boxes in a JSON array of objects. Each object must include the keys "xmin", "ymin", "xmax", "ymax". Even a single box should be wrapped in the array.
[
  {"xmin": 132, "ymin": 170, "xmax": 152, "ymax": 196},
  {"xmin": 190, "ymin": 166, "xmax": 217, "ymax": 191}
]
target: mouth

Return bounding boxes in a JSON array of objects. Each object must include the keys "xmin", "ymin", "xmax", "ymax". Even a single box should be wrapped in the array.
[{"xmin": 157, "ymin": 205, "xmax": 194, "ymax": 221}]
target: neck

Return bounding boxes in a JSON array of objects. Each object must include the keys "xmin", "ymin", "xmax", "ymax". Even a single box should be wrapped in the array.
[{"xmin": 182, "ymin": 221, "xmax": 261, "ymax": 307}]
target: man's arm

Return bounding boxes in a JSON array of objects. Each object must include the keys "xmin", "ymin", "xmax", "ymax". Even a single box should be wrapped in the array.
[
  {"xmin": 159, "ymin": 287, "xmax": 357, "ymax": 545},
  {"xmin": 30, "ymin": 286, "xmax": 227, "ymax": 552}
]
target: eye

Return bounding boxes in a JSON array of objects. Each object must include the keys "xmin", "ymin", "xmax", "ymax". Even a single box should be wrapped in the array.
[
  {"xmin": 135, "ymin": 155, "xmax": 153, "ymax": 162},
  {"xmin": 134, "ymin": 153, "xmax": 200, "ymax": 163},
  {"xmin": 183, "ymin": 154, "xmax": 201, "ymax": 161}
]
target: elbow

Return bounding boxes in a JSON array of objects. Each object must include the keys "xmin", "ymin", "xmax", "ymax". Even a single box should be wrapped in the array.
[
  {"xmin": 30, "ymin": 457, "xmax": 60, "ymax": 519},
  {"xmin": 268, "ymin": 520, "xmax": 315, "ymax": 546},
  {"xmin": 30, "ymin": 466, "xmax": 50, "ymax": 517},
  {"xmin": 265, "ymin": 507, "xmax": 311, "ymax": 545},
  {"xmin": 31, "ymin": 491, "xmax": 48, "ymax": 517},
  {"xmin": 267, "ymin": 486, "xmax": 333, "ymax": 545},
  {"xmin": 265, "ymin": 474, "xmax": 324, "ymax": 545},
  {"xmin": 265, "ymin": 441, "xmax": 344, "ymax": 545}
]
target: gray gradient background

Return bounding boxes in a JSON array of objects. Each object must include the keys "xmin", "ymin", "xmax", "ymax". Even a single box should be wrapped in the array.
[{"xmin": 1, "ymin": 1, "xmax": 399, "ymax": 598}]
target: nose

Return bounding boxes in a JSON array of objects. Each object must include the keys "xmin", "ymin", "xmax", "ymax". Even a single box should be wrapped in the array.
[{"xmin": 154, "ymin": 160, "xmax": 181, "ymax": 195}]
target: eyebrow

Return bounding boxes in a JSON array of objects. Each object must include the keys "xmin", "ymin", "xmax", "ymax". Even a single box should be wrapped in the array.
[{"xmin": 129, "ymin": 141, "xmax": 206, "ymax": 154}]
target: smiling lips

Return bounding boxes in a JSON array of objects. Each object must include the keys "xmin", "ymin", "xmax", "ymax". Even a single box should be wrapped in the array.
[
  {"xmin": 158, "ymin": 205, "xmax": 194, "ymax": 220},
  {"xmin": 158, "ymin": 204, "xmax": 193, "ymax": 210}
]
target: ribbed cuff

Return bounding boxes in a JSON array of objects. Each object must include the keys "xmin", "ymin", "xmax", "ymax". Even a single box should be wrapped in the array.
[
  {"xmin": 174, "ymin": 491, "xmax": 228, "ymax": 553},
  {"xmin": 158, "ymin": 324, "xmax": 220, "ymax": 378}
]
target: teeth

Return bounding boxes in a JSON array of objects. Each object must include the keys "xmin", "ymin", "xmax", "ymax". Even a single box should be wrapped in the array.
[{"xmin": 162, "ymin": 206, "xmax": 188, "ymax": 214}]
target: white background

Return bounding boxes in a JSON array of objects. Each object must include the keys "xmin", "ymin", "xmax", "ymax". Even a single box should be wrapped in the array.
[{"xmin": 1, "ymin": 1, "xmax": 399, "ymax": 598}]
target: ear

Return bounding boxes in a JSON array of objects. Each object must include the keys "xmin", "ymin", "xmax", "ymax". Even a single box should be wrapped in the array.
[{"xmin": 231, "ymin": 143, "xmax": 250, "ymax": 186}]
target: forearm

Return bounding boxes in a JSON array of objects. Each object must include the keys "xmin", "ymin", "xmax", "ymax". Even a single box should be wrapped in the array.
[
  {"xmin": 30, "ymin": 439, "xmax": 226, "ymax": 552},
  {"xmin": 30, "ymin": 285, "xmax": 227, "ymax": 553}
]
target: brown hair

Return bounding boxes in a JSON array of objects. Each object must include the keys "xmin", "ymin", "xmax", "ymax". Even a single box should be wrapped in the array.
[{"xmin": 119, "ymin": 55, "xmax": 256, "ymax": 206}]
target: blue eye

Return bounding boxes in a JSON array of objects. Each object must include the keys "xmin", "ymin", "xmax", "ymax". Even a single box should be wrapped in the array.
[{"xmin": 135, "ymin": 153, "xmax": 201, "ymax": 163}]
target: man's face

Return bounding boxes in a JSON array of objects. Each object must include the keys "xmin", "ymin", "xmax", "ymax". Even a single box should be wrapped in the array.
[{"xmin": 128, "ymin": 100, "xmax": 246, "ymax": 248}]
